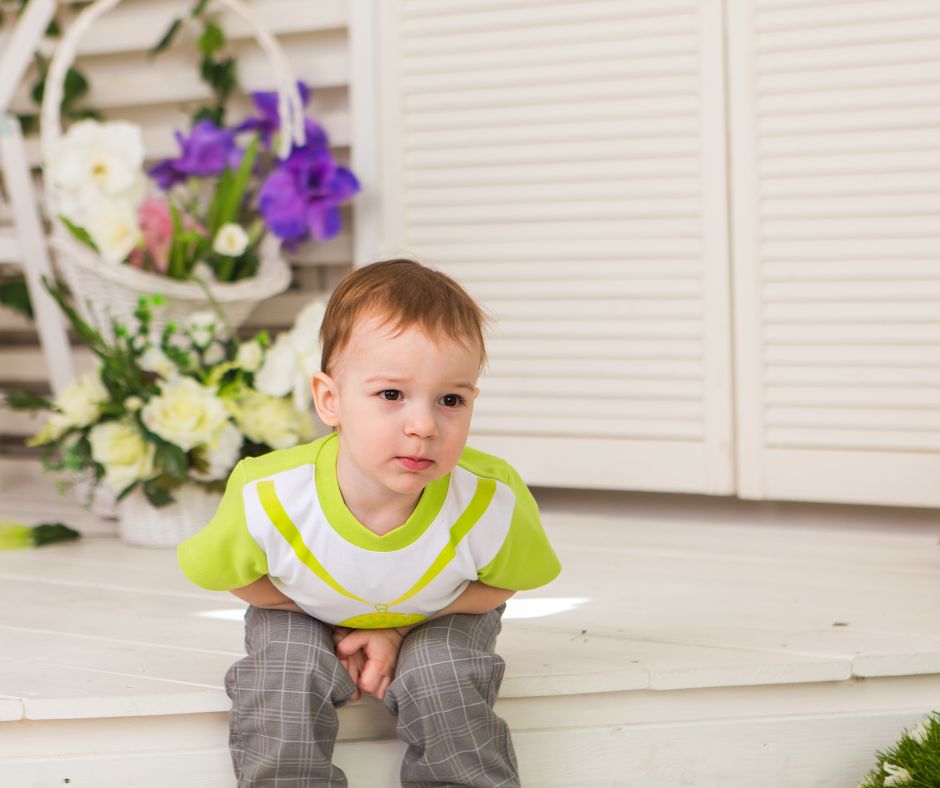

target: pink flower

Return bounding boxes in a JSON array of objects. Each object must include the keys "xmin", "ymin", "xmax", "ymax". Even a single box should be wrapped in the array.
[{"xmin": 137, "ymin": 196, "xmax": 173, "ymax": 273}]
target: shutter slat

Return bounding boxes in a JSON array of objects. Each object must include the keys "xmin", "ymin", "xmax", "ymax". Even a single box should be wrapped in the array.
[
  {"xmin": 380, "ymin": 0, "xmax": 732, "ymax": 490},
  {"xmin": 729, "ymin": 0, "xmax": 940, "ymax": 504}
]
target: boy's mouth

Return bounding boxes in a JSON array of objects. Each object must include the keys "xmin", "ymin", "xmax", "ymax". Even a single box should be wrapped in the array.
[{"xmin": 397, "ymin": 456, "xmax": 434, "ymax": 471}]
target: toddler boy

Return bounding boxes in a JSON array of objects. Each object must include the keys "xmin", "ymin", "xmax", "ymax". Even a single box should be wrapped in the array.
[{"xmin": 178, "ymin": 259, "xmax": 560, "ymax": 786}]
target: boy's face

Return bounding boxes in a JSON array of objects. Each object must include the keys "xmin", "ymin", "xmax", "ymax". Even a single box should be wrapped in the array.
[{"xmin": 312, "ymin": 313, "xmax": 481, "ymax": 509}]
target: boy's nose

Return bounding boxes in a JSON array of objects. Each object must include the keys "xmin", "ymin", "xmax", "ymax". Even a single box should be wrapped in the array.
[{"xmin": 404, "ymin": 407, "xmax": 437, "ymax": 439}]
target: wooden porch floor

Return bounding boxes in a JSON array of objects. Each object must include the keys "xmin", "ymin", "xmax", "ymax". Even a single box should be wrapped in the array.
[{"xmin": 1, "ymin": 457, "xmax": 939, "ymax": 786}]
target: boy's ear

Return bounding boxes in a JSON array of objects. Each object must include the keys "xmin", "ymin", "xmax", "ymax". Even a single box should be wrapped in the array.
[{"xmin": 311, "ymin": 371, "xmax": 340, "ymax": 427}]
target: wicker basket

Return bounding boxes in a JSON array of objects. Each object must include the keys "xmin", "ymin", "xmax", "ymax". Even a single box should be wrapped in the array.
[
  {"xmin": 39, "ymin": 0, "xmax": 307, "ymax": 337},
  {"xmin": 118, "ymin": 484, "xmax": 223, "ymax": 548}
]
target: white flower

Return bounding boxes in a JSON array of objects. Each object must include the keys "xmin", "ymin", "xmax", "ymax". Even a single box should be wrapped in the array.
[
  {"xmin": 203, "ymin": 342, "xmax": 226, "ymax": 365},
  {"xmin": 255, "ymin": 299, "xmax": 326, "ymax": 413},
  {"xmin": 85, "ymin": 198, "xmax": 142, "ymax": 264},
  {"xmin": 139, "ymin": 347, "xmax": 178, "ymax": 379},
  {"xmin": 229, "ymin": 389, "xmax": 313, "ymax": 450},
  {"xmin": 908, "ymin": 717, "xmax": 932, "ymax": 745},
  {"xmin": 30, "ymin": 369, "xmax": 109, "ymax": 444},
  {"xmin": 141, "ymin": 376, "xmax": 229, "ymax": 451},
  {"xmin": 212, "ymin": 223, "xmax": 249, "ymax": 257},
  {"xmin": 883, "ymin": 763, "xmax": 912, "ymax": 786},
  {"xmin": 47, "ymin": 120, "xmax": 145, "ymax": 224},
  {"xmin": 88, "ymin": 419, "xmax": 155, "ymax": 494},
  {"xmin": 191, "ymin": 262, "xmax": 215, "ymax": 283},
  {"xmin": 236, "ymin": 340, "xmax": 263, "ymax": 373},
  {"xmin": 124, "ymin": 396, "xmax": 143, "ymax": 413},
  {"xmin": 192, "ymin": 422, "xmax": 243, "ymax": 481},
  {"xmin": 186, "ymin": 311, "xmax": 226, "ymax": 348}
]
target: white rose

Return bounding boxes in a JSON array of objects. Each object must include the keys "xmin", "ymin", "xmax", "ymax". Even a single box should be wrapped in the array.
[
  {"xmin": 29, "ymin": 369, "xmax": 108, "ymax": 446},
  {"xmin": 85, "ymin": 198, "xmax": 141, "ymax": 264},
  {"xmin": 212, "ymin": 223, "xmax": 249, "ymax": 257},
  {"xmin": 230, "ymin": 389, "xmax": 313, "ymax": 449},
  {"xmin": 58, "ymin": 369, "xmax": 109, "ymax": 426},
  {"xmin": 235, "ymin": 340, "xmax": 263, "ymax": 372},
  {"xmin": 47, "ymin": 120, "xmax": 145, "ymax": 224},
  {"xmin": 88, "ymin": 419, "xmax": 155, "ymax": 494},
  {"xmin": 139, "ymin": 347, "xmax": 178, "ymax": 379},
  {"xmin": 192, "ymin": 422, "xmax": 243, "ymax": 481},
  {"xmin": 141, "ymin": 376, "xmax": 229, "ymax": 451},
  {"xmin": 124, "ymin": 396, "xmax": 143, "ymax": 412},
  {"xmin": 255, "ymin": 299, "xmax": 325, "ymax": 413}
]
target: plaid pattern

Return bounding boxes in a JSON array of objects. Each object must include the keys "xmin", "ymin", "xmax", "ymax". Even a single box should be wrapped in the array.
[
  {"xmin": 225, "ymin": 606, "xmax": 357, "ymax": 786},
  {"xmin": 385, "ymin": 606, "xmax": 518, "ymax": 788},
  {"xmin": 225, "ymin": 605, "xmax": 517, "ymax": 787}
]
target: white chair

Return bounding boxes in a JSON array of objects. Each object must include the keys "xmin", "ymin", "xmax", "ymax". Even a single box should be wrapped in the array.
[{"xmin": 0, "ymin": 0, "xmax": 75, "ymax": 395}]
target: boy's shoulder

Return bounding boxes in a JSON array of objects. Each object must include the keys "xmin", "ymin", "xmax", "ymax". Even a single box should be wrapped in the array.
[
  {"xmin": 458, "ymin": 445, "xmax": 528, "ymax": 492},
  {"xmin": 236, "ymin": 434, "xmax": 334, "ymax": 483}
]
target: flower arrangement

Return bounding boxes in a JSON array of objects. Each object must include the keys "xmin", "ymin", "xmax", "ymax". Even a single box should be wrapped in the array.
[
  {"xmin": 45, "ymin": 81, "xmax": 358, "ymax": 281},
  {"xmin": 7, "ymin": 282, "xmax": 324, "ymax": 507},
  {"xmin": 858, "ymin": 711, "xmax": 940, "ymax": 787}
]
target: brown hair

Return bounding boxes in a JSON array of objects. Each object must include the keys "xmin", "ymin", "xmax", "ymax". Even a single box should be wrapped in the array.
[{"xmin": 320, "ymin": 259, "xmax": 488, "ymax": 374}]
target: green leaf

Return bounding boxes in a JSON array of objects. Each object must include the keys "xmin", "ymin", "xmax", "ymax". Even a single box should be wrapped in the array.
[
  {"xmin": 61, "ymin": 67, "xmax": 89, "ymax": 111},
  {"xmin": 154, "ymin": 441, "xmax": 188, "ymax": 480},
  {"xmin": 191, "ymin": 0, "xmax": 210, "ymax": 16},
  {"xmin": 16, "ymin": 113, "xmax": 37, "ymax": 135},
  {"xmin": 59, "ymin": 215, "xmax": 99, "ymax": 252},
  {"xmin": 0, "ymin": 279, "xmax": 33, "ymax": 318},
  {"xmin": 42, "ymin": 277, "xmax": 110, "ymax": 357},
  {"xmin": 31, "ymin": 522, "xmax": 81, "ymax": 547},
  {"xmin": 142, "ymin": 478, "xmax": 175, "ymax": 507},
  {"xmin": 198, "ymin": 21, "xmax": 224, "ymax": 57},
  {"xmin": 215, "ymin": 135, "xmax": 258, "ymax": 234},
  {"xmin": 149, "ymin": 16, "xmax": 183, "ymax": 57},
  {"xmin": 5, "ymin": 390, "xmax": 53, "ymax": 411},
  {"xmin": 167, "ymin": 202, "xmax": 187, "ymax": 279}
]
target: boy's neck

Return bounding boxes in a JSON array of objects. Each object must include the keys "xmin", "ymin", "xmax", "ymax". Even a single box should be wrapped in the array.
[{"xmin": 334, "ymin": 453, "xmax": 424, "ymax": 536}]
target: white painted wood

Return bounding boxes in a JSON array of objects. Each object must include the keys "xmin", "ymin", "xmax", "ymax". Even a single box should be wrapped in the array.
[
  {"xmin": 0, "ymin": 115, "xmax": 75, "ymax": 395},
  {"xmin": 1, "ymin": 474, "xmax": 939, "ymax": 784},
  {"xmin": 727, "ymin": 0, "xmax": 940, "ymax": 506},
  {"xmin": 0, "ymin": 0, "xmax": 55, "ymax": 111},
  {"xmin": 372, "ymin": 0, "xmax": 735, "ymax": 493}
]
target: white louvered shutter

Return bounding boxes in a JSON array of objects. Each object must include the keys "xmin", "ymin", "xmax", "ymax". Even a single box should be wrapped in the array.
[
  {"xmin": 727, "ymin": 0, "xmax": 940, "ymax": 507},
  {"xmin": 372, "ymin": 0, "xmax": 735, "ymax": 492}
]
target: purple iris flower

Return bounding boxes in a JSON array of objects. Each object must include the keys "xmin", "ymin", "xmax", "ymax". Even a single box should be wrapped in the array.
[
  {"xmin": 258, "ymin": 145, "xmax": 359, "ymax": 243},
  {"xmin": 148, "ymin": 120, "xmax": 240, "ymax": 190},
  {"xmin": 236, "ymin": 82, "xmax": 327, "ymax": 152}
]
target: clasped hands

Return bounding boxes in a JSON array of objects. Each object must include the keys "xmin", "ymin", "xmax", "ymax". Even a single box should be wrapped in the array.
[{"xmin": 331, "ymin": 626, "xmax": 408, "ymax": 701}]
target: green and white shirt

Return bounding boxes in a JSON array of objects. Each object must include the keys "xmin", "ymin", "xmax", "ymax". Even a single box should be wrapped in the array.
[{"xmin": 178, "ymin": 433, "xmax": 561, "ymax": 629}]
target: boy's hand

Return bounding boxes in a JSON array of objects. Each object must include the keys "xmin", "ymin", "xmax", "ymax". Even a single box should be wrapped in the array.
[
  {"xmin": 332, "ymin": 626, "xmax": 366, "ymax": 701},
  {"xmin": 334, "ymin": 628, "xmax": 404, "ymax": 701}
]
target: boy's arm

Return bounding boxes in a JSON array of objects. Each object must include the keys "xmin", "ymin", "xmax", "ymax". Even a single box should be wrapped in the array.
[
  {"xmin": 396, "ymin": 580, "xmax": 514, "ymax": 636},
  {"xmin": 230, "ymin": 575, "xmax": 305, "ymax": 614}
]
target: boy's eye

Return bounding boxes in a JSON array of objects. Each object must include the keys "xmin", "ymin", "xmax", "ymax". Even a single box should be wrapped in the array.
[
  {"xmin": 440, "ymin": 394, "xmax": 464, "ymax": 407},
  {"xmin": 379, "ymin": 390, "xmax": 402, "ymax": 401}
]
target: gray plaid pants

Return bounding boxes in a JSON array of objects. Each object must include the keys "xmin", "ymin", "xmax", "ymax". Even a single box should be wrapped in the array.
[{"xmin": 224, "ymin": 605, "xmax": 518, "ymax": 787}]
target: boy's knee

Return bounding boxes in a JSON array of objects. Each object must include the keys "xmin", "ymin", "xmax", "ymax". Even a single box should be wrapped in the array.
[
  {"xmin": 388, "ymin": 624, "xmax": 506, "ymax": 711},
  {"xmin": 229, "ymin": 608, "xmax": 356, "ymax": 704}
]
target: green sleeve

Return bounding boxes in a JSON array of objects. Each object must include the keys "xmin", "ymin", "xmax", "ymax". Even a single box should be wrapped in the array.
[
  {"xmin": 477, "ymin": 466, "xmax": 561, "ymax": 591},
  {"xmin": 177, "ymin": 460, "xmax": 269, "ymax": 591}
]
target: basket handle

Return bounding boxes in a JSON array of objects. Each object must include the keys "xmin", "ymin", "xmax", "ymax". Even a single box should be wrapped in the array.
[{"xmin": 39, "ymin": 0, "xmax": 306, "ymax": 183}]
